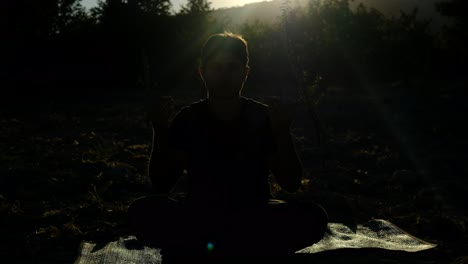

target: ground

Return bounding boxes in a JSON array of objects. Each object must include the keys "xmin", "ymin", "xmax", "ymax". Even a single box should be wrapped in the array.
[{"xmin": 0, "ymin": 88, "xmax": 467, "ymax": 263}]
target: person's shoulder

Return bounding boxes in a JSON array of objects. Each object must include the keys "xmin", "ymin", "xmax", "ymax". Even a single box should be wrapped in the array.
[
  {"xmin": 241, "ymin": 96, "xmax": 270, "ymax": 117},
  {"xmin": 176, "ymin": 98, "xmax": 207, "ymax": 114},
  {"xmin": 188, "ymin": 98, "xmax": 209, "ymax": 111},
  {"xmin": 171, "ymin": 98, "xmax": 208, "ymax": 124},
  {"xmin": 241, "ymin": 96, "xmax": 271, "ymax": 126},
  {"xmin": 241, "ymin": 96, "xmax": 268, "ymax": 111}
]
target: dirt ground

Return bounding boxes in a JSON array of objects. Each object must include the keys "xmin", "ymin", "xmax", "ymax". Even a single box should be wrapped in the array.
[{"xmin": 0, "ymin": 90, "xmax": 467, "ymax": 263}]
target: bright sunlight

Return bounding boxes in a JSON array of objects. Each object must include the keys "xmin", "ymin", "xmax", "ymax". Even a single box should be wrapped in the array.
[{"xmin": 82, "ymin": 0, "xmax": 274, "ymax": 11}]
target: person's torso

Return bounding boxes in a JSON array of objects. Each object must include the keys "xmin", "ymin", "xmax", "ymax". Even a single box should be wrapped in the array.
[{"xmin": 175, "ymin": 97, "xmax": 274, "ymax": 206}]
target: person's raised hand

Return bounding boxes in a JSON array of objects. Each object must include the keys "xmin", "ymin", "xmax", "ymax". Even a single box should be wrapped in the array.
[
  {"xmin": 148, "ymin": 96, "xmax": 176, "ymax": 130},
  {"xmin": 262, "ymin": 96, "xmax": 297, "ymax": 131}
]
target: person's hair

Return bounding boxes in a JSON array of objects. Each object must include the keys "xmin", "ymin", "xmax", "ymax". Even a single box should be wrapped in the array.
[{"xmin": 200, "ymin": 31, "xmax": 249, "ymax": 67}]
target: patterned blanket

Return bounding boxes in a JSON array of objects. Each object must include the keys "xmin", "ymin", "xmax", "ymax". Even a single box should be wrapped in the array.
[{"xmin": 74, "ymin": 219, "xmax": 436, "ymax": 264}]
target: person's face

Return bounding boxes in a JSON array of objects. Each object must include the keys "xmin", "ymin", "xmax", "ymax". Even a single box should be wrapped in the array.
[{"xmin": 200, "ymin": 52, "xmax": 249, "ymax": 100}]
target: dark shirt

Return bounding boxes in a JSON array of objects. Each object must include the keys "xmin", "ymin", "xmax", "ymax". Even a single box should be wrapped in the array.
[{"xmin": 168, "ymin": 96, "xmax": 277, "ymax": 206}]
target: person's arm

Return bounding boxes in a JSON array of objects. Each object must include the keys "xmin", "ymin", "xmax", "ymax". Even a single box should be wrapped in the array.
[
  {"xmin": 148, "ymin": 123, "xmax": 186, "ymax": 195},
  {"xmin": 147, "ymin": 96, "xmax": 187, "ymax": 196},
  {"xmin": 264, "ymin": 96, "xmax": 302, "ymax": 193},
  {"xmin": 269, "ymin": 124, "xmax": 303, "ymax": 193}
]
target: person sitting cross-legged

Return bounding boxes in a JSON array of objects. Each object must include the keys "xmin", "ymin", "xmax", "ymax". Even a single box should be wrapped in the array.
[{"xmin": 127, "ymin": 32, "xmax": 328, "ymax": 257}]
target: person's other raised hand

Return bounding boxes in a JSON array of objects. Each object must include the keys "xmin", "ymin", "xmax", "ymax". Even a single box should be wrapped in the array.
[
  {"xmin": 149, "ymin": 96, "xmax": 176, "ymax": 130},
  {"xmin": 262, "ymin": 96, "xmax": 298, "ymax": 130}
]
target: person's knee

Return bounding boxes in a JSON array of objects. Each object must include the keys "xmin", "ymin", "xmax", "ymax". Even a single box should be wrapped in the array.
[
  {"xmin": 311, "ymin": 204, "xmax": 328, "ymax": 242},
  {"xmin": 127, "ymin": 195, "xmax": 164, "ymax": 227},
  {"xmin": 127, "ymin": 196, "xmax": 172, "ymax": 245},
  {"xmin": 128, "ymin": 195, "xmax": 173, "ymax": 213},
  {"xmin": 127, "ymin": 197, "xmax": 147, "ymax": 220},
  {"xmin": 317, "ymin": 204, "xmax": 329, "ymax": 227},
  {"xmin": 294, "ymin": 201, "xmax": 329, "ymax": 242}
]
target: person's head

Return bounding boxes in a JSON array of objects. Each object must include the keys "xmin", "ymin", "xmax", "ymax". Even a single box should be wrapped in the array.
[{"xmin": 199, "ymin": 31, "xmax": 250, "ymax": 100}]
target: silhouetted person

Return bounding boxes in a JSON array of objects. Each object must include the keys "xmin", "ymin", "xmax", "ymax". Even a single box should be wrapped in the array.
[{"xmin": 127, "ymin": 32, "xmax": 328, "ymax": 257}]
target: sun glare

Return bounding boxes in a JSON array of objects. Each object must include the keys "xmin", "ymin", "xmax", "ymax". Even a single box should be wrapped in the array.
[
  {"xmin": 211, "ymin": 0, "xmax": 273, "ymax": 9},
  {"xmin": 81, "ymin": 0, "xmax": 275, "ymax": 12}
]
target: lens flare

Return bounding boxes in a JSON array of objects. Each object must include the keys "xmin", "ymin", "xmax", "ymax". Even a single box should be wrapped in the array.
[{"xmin": 207, "ymin": 242, "xmax": 214, "ymax": 252}]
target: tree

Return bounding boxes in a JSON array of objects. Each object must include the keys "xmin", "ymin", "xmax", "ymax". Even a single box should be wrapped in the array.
[
  {"xmin": 436, "ymin": 0, "xmax": 468, "ymax": 25},
  {"xmin": 436, "ymin": 0, "xmax": 468, "ymax": 57},
  {"xmin": 55, "ymin": 0, "xmax": 87, "ymax": 34},
  {"xmin": 434, "ymin": 0, "xmax": 468, "ymax": 95},
  {"xmin": 179, "ymin": 0, "xmax": 212, "ymax": 15},
  {"xmin": 134, "ymin": 0, "xmax": 171, "ymax": 15}
]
